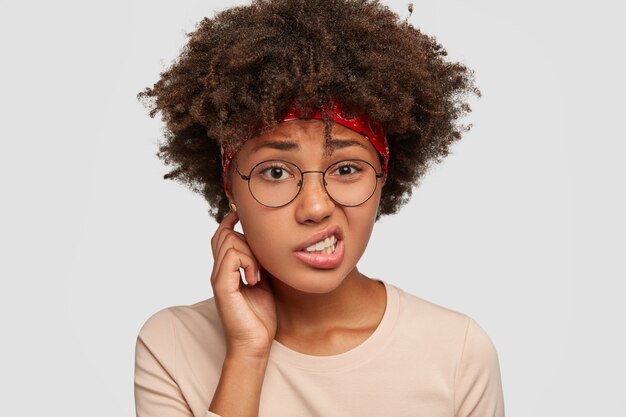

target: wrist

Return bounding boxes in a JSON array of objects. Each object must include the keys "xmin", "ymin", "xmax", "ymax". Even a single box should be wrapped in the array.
[{"xmin": 225, "ymin": 349, "xmax": 270, "ymax": 367}]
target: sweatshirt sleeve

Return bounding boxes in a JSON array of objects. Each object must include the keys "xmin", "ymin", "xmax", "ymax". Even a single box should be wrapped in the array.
[
  {"xmin": 134, "ymin": 308, "xmax": 197, "ymax": 417},
  {"xmin": 453, "ymin": 317, "xmax": 505, "ymax": 417}
]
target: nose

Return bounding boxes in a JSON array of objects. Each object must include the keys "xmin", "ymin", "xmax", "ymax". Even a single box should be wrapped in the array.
[{"xmin": 294, "ymin": 171, "xmax": 335, "ymax": 223}]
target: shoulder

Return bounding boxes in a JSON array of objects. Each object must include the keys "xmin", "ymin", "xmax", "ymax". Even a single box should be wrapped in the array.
[
  {"xmin": 391, "ymin": 284, "xmax": 499, "ymax": 363},
  {"xmin": 394, "ymin": 285, "xmax": 472, "ymax": 338},
  {"xmin": 134, "ymin": 298, "xmax": 228, "ymax": 417},
  {"xmin": 136, "ymin": 296, "xmax": 224, "ymax": 349},
  {"xmin": 390, "ymin": 284, "xmax": 504, "ymax": 411},
  {"xmin": 135, "ymin": 296, "xmax": 227, "ymax": 383}
]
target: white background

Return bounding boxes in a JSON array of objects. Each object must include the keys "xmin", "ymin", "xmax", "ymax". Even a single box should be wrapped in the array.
[{"xmin": 1, "ymin": 0, "xmax": 624, "ymax": 416}]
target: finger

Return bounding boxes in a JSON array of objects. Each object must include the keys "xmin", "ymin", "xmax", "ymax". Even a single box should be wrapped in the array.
[
  {"xmin": 213, "ymin": 231, "xmax": 248, "ymax": 276},
  {"xmin": 212, "ymin": 233, "xmax": 261, "ymax": 286},
  {"xmin": 212, "ymin": 247, "xmax": 259, "ymax": 294},
  {"xmin": 249, "ymin": 266, "xmax": 275, "ymax": 296},
  {"xmin": 221, "ymin": 209, "xmax": 239, "ymax": 229},
  {"xmin": 211, "ymin": 210, "xmax": 238, "ymax": 250},
  {"xmin": 213, "ymin": 227, "xmax": 245, "ymax": 260},
  {"xmin": 211, "ymin": 210, "xmax": 239, "ymax": 257},
  {"xmin": 214, "ymin": 233, "xmax": 258, "ymax": 284}
]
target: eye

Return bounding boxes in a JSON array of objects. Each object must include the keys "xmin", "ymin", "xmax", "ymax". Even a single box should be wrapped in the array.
[
  {"xmin": 257, "ymin": 163, "xmax": 294, "ymax": 181},
  {"xmin": 330, "ymin": 162, "xmax": 363, "ymax": 176}
]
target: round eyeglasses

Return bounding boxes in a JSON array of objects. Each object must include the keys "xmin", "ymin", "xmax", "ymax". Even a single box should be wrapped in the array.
[{"xmin": 234, "ymin": 159, "xmax": 385, "ymax": 208}]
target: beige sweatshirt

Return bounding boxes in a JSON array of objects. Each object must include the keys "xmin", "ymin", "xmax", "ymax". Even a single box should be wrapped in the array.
[{"xmin": 134, "ymin": 280, "xmax": 505, "ymax": 417}]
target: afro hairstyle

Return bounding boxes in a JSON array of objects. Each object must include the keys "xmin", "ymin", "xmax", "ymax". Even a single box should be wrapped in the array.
[{"xmin": 138, "ymin": 0, "xmax": 481, "ymax": 223}]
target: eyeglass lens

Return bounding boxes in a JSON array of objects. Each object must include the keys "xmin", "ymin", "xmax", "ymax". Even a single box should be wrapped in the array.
[{"xmin": 247, "ymin": 159, "xmax": 379, "ymax": 207}]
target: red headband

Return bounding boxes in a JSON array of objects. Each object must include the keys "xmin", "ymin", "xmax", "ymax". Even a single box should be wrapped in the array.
[{"xmin": 221, "ymin": 98, "xmax": 389, "ymax": 193}]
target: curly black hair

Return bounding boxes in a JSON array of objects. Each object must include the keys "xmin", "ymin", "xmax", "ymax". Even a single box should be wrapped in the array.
[{"xmin": 138, "ymin": 0, "xmax": 481, "ymax": 223}]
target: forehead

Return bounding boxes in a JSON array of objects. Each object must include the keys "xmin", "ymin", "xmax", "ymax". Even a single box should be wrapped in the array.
[{"xmin": 239, "ymin": 119, "xmax": 376, "ymax": 159}]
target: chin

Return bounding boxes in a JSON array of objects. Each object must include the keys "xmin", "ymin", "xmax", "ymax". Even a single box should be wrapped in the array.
[{"xmin": 267, "ymin": 264, "xmax": 352, "ymax": 295}]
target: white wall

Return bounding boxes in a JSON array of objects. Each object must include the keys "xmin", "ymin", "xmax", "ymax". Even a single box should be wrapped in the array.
[{"xmin": 1, "ymin": 0, "xmax": 624, "ymax": 415}]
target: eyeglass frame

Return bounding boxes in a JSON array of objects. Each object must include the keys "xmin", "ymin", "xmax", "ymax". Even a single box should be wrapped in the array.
[{"xmin": 233, "ymin": 158, "xmax": 386, "ymax": 208}]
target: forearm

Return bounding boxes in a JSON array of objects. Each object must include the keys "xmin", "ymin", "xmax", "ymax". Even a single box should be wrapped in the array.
[{"xmin": 209, "ymin": 353, "xmax": 269, "ymax": 417}]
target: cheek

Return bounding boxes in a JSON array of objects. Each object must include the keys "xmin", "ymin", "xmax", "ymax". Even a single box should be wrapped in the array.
[
  {"xmin": 345, "ymin": 191, "xmax": 381, "ymax": 245},
  {"xmin": 360, "ymin": 187, "xmax": 382, "ymax": 224},
  {"xmin": 344, "ymin": 208, "xmax": 377, "ymax": 257},
  {"xmin": 239, "ymin": 213, "xmax": 288, "ymax": 265}
]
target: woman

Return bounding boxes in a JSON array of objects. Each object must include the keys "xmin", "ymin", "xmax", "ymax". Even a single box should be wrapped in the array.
[{"xmin": 134, "ymin": 0, "xmax": 505, "ymax": 416}]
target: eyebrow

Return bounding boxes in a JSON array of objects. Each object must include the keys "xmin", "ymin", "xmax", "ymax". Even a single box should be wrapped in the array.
[{"xmin": 251, "ymin": 138, "xmax": 368, "ymax": 153}]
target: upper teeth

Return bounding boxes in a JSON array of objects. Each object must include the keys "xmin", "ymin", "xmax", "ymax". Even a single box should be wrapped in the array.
[{"xmin": 305, "ymin": 235, "xmax": 337, "ymax": 252}]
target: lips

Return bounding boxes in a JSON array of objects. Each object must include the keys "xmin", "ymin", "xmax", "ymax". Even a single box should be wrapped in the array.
[
  {"xmin": 293, "ymin": 238, "xmax": 345, "ymax": 269},
  {"xmin": 294, "ymin": 225, "xmax": 344, "ymax": 252}
]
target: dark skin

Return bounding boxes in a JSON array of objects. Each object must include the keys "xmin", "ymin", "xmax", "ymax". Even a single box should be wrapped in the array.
[
  {"xmin": 273, "ymin": 275, "xmax": 386, "ymax": 355},
  {"xmin": 223, "ymin": 119, "xmax": 387, "ymax": 355}
]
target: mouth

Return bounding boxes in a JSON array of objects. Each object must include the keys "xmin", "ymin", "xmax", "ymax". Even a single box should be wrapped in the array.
[
  {"xmin": 294, "ymin": 225, "xmax": 344, "ymax": 253},
  {"xmin": 293, "ymin": 237, "xmax": 345, "ymax": 269},
  {"xmin": 293, "ymin": 225, "xmax": 345, "ymax": 269},
  {"xmin": 304, "ymin": 234, "xmax": 337, "ymax": 254}
]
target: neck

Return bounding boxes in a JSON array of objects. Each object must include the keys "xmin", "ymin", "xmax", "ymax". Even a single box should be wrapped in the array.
[{"xmin": 268, "ymin": 267, "xmax": 383, "ymax": 339}]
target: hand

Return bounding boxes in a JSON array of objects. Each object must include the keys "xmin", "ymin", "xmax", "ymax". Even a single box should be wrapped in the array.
[{"xmin": 210, "ymin": 210, "xmax": 277, "ymax": 359}]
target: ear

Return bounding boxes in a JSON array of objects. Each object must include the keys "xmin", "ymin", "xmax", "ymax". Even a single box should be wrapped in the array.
[
  {"xmin": 225, "ymin": 188, "xmax": 234, "ymax": 203},
  {"xmin": 224, "ymin": 181, "xmax": 237, "ymax": 212},
  {"xmin": 225, "ymin": 188, "xmax": 235, "ymax": 207}
]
